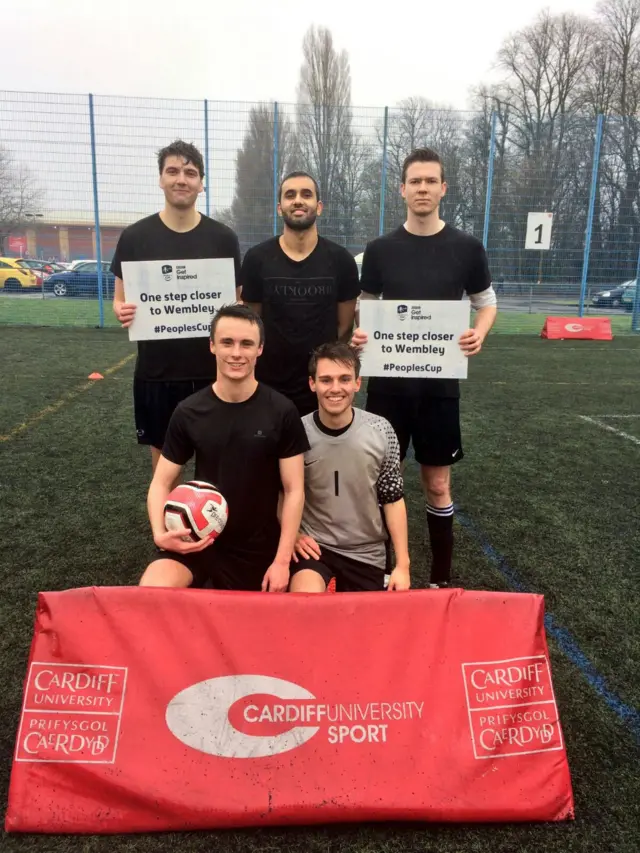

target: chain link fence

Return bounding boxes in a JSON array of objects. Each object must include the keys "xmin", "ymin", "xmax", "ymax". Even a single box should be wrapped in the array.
[{"xmin": 0, "ymin": 91, "xmax": 638, "ymax": 333}]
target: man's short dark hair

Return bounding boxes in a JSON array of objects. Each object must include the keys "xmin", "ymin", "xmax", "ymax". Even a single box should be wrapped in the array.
[
  {"xmin": 210, "ymin": 303, "xmax": 264, "ymax": 346},
  {"xmin": 158, "ymin": 140, "xmax": 205, "ymax": 179},
  {"xmin": 308, "ymin": 342, "xmax": 361, "ymax": 379},
  {"xmin": 278, "ymin": 171, "xmax": 321, "ymax": 202},
  {"xmin": 401, "ymin": 148, "xmax": 445, "ymax": 183}
]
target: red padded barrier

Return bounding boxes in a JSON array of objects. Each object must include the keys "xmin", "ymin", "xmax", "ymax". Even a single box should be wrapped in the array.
[
  {"xmin": 6, "ymin": 587, "xmax": 574, "ymax": 833},
  {"xmin": 541, "ymin": 317, "xmax": 612, "ymax": 339}
]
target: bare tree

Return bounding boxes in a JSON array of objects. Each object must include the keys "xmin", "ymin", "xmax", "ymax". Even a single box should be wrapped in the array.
[
  {"xmin": 295, "ymin": 25, "xmax": 353, "ymax": 237},
  {"xmin": 0, "ymin": 146, "xmax": 43, "ymax": 254},
  {"xmin": 597, "ymin": 0, "xmax": 640, "ymax": 114},
  {"xmin": 491, "ymin": 11, "xmax": 596, "ymax": 281},
  {"xmin": 229, "ymin": 104, "xmax": 295, "ymax": 251},
  {"xmin": 497, "ymin": 11, "xmax": 594, "ymax": 175},
  {"xmin": 594, "ymin": 0, "xmax": 640, "ymax": 277},
  {"xmin": 332, "ymin": 132, "xmax": 373, "ymax": 247},
  {"xmin": 380, "ymin": 97, "xmax": 468, "ymax": 231}
]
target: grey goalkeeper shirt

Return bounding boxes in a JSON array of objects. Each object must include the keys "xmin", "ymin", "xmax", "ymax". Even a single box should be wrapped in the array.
[{"xmin": 300, "ymin": 408, "xmax": 404, "ymax": 569}]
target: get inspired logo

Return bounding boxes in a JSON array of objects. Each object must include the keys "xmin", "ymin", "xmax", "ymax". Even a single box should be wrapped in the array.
[
  {"xmin": 162, "ymin": 264, "xmax": 173, "ymax": 282},
  {"xmin": 166, "ymin": 674, "xmax": 424, "ymax": 759},
  {"xmin": 397, "ymin": 304, "xmax": 408, "ymax": 322}
]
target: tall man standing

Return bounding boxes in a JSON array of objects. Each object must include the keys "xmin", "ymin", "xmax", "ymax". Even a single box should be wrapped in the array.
[
  {"xmin": 240, "ymin": 171, "xmax": 360, "ymax": 416},
  {"xmin": 353, "ymin": 148, "xmax": 497, "ymax": 588},
  {"xmin": 112, "ymin": 140, "xmax": 241, "ymax": 471}
]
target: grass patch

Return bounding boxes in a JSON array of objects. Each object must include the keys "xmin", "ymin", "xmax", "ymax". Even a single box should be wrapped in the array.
[
  {"xmin": 0, "ymin": 329, "xmax": 638, "ymax": 851},
  {"xmin": 0, "ymin": 296, "xmax": 120, "ymax": 328},
  {"xmin": 1, "ymin": 297, "xmax": 637, "ymax": 336}
]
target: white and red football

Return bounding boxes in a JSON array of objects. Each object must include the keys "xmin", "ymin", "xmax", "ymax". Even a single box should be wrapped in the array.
[{"xmin": 163, "ymin": 481, "xmax": 228, "ymax": 543}]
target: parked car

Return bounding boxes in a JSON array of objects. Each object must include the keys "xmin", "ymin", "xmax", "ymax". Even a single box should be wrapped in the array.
[
  {"xmin": 67, "ymin": 259, "xmax": 99, "ymax": 271},
  {"xmin": 18, "ymin": 259, "xmax": 65, "ymax": 277},
  {"xmin": 591, "ymin": 279, "xmax": 636, "ymax": 308},
  {"xmin": 44, "ymin": 261, "xmax": 116, "ymax": 298},
  {"xmin": 621, "ymin": 280, "xmax": 637, "ymax": 312},
  {"xmin": 0, "ymin": 257, "xmax": 40, "ymax": 291}
]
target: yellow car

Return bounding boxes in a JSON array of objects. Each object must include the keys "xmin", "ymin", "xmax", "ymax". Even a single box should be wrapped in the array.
[{"xmin": 0, "ymin": 257, "xmax": 40, "ymax": 291}]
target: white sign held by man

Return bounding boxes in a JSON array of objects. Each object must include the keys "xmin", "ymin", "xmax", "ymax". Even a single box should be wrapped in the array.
[
  {"xmin": 359, "ymin": 300, "xmax": 470, "ymax": 379},
  {"xmin": 122, "ymin": 258, "xmax": 236, "ymax": 341}
]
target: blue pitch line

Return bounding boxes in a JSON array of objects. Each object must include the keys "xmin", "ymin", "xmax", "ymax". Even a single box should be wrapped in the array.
[{"xmin": 455, "ymin": 509, "xmax": 640, "ymax": 742}]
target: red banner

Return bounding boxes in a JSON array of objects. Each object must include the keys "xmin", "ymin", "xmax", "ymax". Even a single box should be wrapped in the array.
[
  {"xmin": 541, "ymin": 317, "xmax": 613, "ymax": 340},
  {"xmin": 7, "ymin": 235, "xmax": 27, "ymax": 255},
  {"xmin": 5, "ymin": 587, "xmax": 574, "ymax": 833}
]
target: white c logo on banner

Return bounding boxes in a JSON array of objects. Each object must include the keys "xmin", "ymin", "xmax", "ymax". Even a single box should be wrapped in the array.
[
  {"xmin": 564, "ymin": 323, "xmax": 584, "ymax": 333},
  {"xmin": 166, "ymin": 674, "xmax": 319, "ymax": 758}
]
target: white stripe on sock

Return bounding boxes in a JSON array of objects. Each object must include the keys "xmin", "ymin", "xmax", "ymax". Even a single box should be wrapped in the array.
[{"xmin": 426, "ymin": 503, "xmax": 454, "ymax": 517}]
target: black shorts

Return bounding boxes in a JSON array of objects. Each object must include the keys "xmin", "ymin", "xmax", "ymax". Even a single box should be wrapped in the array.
[
  {"xmin": 151, "ymin": 545, "xmax": 269, "ymax": 591},
  {"xmin": 365, "ymin": 393, "xmax": 463, "ymax": 467},
  {"xmin": 133, "ymin": 378, "xmax": 211, "ymax": 449},
  {"xmin": 291, "ymin": 547, "xmax": 388, "ymax": 592}
]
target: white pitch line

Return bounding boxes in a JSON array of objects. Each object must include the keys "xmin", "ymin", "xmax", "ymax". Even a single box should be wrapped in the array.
[
  {"xmin": 596, "ymin": 414, "xmax": 640, "ymax": 419},
  {"xmin": 578, "ymin": 415, "xmax": 640, "ymax": 447}
]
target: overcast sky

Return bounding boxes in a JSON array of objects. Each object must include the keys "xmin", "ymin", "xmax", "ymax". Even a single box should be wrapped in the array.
[{"xmin": 9, "ymin": 0, "xmax": 599, "ymax": 109}]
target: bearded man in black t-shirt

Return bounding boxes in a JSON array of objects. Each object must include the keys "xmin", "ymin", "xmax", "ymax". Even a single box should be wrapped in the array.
[
  {"xmin": 240, "ymin": 171, "xmax": 361, "ymax": 416},
  {"xmin": 140, "ymin": 304, "xmax": 309, "ymax": 593},
  {"xmin": 111, "ymin": 140, "xmax": 241, "ymax": 472},
  {"xmin": 352, "ymin": 148, "xmax": 498, "ymax": 588}
]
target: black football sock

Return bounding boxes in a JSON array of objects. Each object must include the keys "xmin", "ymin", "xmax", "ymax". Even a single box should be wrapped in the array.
[{"xmin": 426, "ymin": 503, "xmax": 454, "ymax": 584}]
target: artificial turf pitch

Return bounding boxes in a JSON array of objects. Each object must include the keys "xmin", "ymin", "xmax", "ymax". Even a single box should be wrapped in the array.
[{"xmin": 0, "ymin": 327, "xmax": 638, "ymax": 852}]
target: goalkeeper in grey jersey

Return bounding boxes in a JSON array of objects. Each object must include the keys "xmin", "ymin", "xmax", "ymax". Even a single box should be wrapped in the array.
[{"xmin": 289, "ymin": 341, "xmax": 411, "ymax": 593}]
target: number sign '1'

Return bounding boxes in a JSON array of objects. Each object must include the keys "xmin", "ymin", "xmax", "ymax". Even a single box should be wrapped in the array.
[{"xmin": 525, "ymin": 212, "xmax": 553, "ymax": 250}]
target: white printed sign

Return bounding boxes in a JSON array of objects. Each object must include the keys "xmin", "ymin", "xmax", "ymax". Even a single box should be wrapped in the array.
[
  {"xmin": 359, "ymin": 300, "xmax": 470, "ymax": 379},
  {"xmin": 122, "ymin": 258, "xmax": 236, "ymax": 341},
  {"xmin": 525, "ymin": 212, "xmax": 553, "ymax": 250}
]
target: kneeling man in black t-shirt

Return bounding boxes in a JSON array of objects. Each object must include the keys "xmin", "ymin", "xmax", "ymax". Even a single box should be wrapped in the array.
[{"xmin": 140, "ymin": 304, "xmax": 309, "ymax": 592}]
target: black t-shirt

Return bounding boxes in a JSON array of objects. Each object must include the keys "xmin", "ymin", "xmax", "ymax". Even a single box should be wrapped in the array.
[
  {"xmin": 240, "ymin": 236, "xmax": 360, "ymax": 408},
  {"xmin": 111, "ymin": 213, "xmax": 241, "ymax": 382},
  {"xmin": 162, "ymin": 383, "xmax": 309, "ymax": 561},
  {"xmin": 361, "ymin": 224, "xmax": 491, "ymax": 398}
]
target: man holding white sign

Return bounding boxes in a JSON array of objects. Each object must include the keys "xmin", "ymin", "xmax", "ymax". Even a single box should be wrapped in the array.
[
  {"xmin": 352, "ymin": 148, "xmax": 497, "ymax": 588},
  {"xmin": 358, "ymin": 300, "xmax": 470, "ymax": 379},
  {"xmin": 111, "ymin": 140, "xmax": 241, "ymax": 471}
]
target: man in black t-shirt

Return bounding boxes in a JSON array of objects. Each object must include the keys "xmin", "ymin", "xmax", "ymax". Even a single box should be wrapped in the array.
[
  {"xmin": 352, "ymin": 148, "xmax": 497, "ymax": 588},
  {"xmin": 240, "ymin": 171, "xmax": 361, "ymax": 416},
  {"xmin": 140, "ymin": 304, "xmax": 308, "ymax": 592},
  {"xmin": 111, "ymin": 140, "xmax": 241, "ymax": 471}
]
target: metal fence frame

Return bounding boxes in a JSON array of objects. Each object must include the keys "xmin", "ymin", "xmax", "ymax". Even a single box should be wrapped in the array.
[{"xmin": 2, "ymin": 92, "xmax": 639, "ymax": 331}]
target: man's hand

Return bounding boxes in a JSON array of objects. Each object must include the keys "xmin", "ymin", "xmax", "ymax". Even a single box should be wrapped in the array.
[
  {"xmin": 261, "ymin": 559, "xmax": 290, "ymax": 592},
  {"xmin": 387, "ymin": 565, "xmax": 411, "ymax": 591},
  {"xmin": 458, "ymin": 327, "xmax": 483, "ymax": 357},
  {"xmin": 114, "ymin": 300, "xmax": 137, "ymax": 328},
  {"xmin": 153, "ymin": 527, "xmax": 214, "ymax": 554},
  {"xmin": 293, "ymin": 534, "xmax": 322, "ymax": 562},
  {"xmin": 350, "ymin": 327, "xmax": 368, "ymax": 350}
]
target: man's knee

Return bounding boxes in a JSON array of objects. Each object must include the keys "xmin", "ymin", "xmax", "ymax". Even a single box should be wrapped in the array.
[
  {"xmin": 420, "ymin": 466, "xmax": 451, "ymax": 503},
  {"xmin": 289, "ymin": 569, "xmax": 327, "ymax": 593},
  {"xmin": 139, "ymin": 559, "xmax": 193, "ymax": 588}
]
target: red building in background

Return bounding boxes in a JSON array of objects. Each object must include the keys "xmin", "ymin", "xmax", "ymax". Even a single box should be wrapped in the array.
[{"xmin": 4, "ymin": 214, "xmax": 130, "ymax": 262}]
